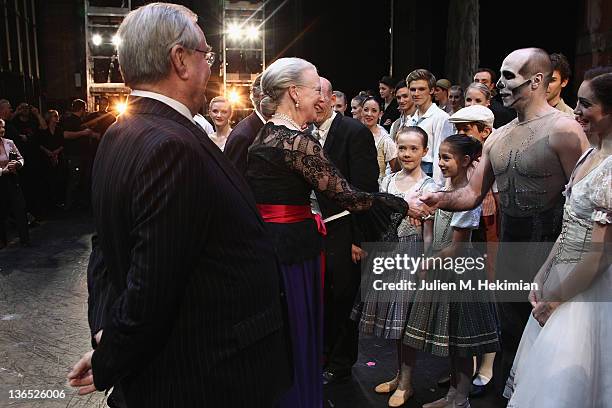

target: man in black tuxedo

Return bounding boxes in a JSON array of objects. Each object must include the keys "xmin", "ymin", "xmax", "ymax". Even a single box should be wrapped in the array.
[
  {"xmin": 68, "ymin": 4, "xmax": 291, "ymax": 407},
  {"xmin": 312, "ymin": 77, "xmax": 379, "ymax": 384},
  {"xmin": 379, "ymin": 75, "xmax": 400, "ymax": 131},
  {"xmin": 224, "ymin": 73, "xmax": 267, "ymax": 175}
]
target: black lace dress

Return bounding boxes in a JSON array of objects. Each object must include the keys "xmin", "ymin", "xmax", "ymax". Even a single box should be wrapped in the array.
[
  {"xmin": 247, "ymin": 122, "xmax": 406, "ymax": 263},
  {"xmin": 246, "ymin": 122, "xmax": 406, "ymax": 408}
]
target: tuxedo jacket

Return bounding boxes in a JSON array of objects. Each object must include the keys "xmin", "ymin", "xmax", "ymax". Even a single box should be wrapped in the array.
[
  {"xmin": 223, "ymin": 111, "xmax": 265, "ymax": 176},
  {"xmin": 315, "ymin": 114, "xmax": 379, "ymax": 244},
  {"xmin": 88, "ymin": 97, "xmax": 291, "ymax": 407},
  {"xmin": 381, "ymin": 98, "xmax": 400, "ymax": 132}
]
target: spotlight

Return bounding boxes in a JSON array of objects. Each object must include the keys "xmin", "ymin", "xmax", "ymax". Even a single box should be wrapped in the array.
[
  {"xmin": 92, "ymin": 34, "xmax": 102, "ymax": 46},
  {"xmin": 227, "ymin": 23, "xmax": 242, "ymax": 41},
  {"xmin": 111, "ymin": 34, "xmax": 122, "ymax": 47},
  {"xmin": 115, "ymin": 102, "xmax": 127, "ymax": 115},
  {"xmin": 227, "ymin": 90, "xmax": 240, "ymax": 105},
  {"xmin": 245, "ymin": 25, "xmax": 259, "ymax": 40}
]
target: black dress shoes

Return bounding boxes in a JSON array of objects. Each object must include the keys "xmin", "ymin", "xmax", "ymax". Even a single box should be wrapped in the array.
[
  {"xmin": 322, "ymin": 369, "xmax": 351, "ymax": 385},
  {"xmin": 470, "ymin": 377, "xmax": 492, "ymax": 398}
]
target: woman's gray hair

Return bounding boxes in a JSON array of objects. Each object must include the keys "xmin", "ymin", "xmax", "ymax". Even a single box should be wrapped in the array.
[
  {"xmin": 117, "ymin": 3, "xmax": 201, "ymax": 87},
  {"xmin": 259, "ymin": 57, "xmax": 317, "ymax": 117},
  {"xmin": 466, "ymin": 82, "xmax": 491, "ymax": 101}
]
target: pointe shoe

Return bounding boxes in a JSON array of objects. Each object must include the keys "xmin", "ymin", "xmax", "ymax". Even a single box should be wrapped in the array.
[
  {"xmin": 375, "ymin": 377, "xmax": 399, "ymax": 394},
  {"xmin": 388, "ymin": 388, "xmax": 413, "ymax": 407}
]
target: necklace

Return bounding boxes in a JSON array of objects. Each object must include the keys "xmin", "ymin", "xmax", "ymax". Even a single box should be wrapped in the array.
[{"xmin": 272, "ymin": 112, "xmax": 302, "ymax": 130}]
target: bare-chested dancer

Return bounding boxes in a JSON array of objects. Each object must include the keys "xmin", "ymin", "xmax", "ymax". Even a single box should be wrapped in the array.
[{"xmin": 420, "ymin": 48, "xmax": 590, "ymax": 391}]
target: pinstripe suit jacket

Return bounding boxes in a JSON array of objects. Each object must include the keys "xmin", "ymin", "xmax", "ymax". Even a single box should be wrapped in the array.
[{"xmin": 87, "ymin": 96, "xmax": 292, "ymax": 407}]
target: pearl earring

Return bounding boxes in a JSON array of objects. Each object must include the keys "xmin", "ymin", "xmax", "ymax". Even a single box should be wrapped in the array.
[{"xmin": 295, "ymin": 101, "xmax": 300, "ymax": 108}]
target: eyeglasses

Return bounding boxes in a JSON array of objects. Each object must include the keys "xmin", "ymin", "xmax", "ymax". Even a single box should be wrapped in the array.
[{"xmin": 193, "ymin": 49, "xmax": 216, "ymax": 66}]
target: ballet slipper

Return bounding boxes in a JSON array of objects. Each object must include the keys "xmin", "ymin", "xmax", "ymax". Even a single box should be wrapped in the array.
[{"xmin": 388, "ymin": 387, "xmax": 414, "ymax": 407}]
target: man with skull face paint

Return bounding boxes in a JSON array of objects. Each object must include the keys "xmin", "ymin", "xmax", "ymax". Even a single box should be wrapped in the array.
[{"xmin": 421, "ymin": 48, "xmax": 590, "ymax": 394}]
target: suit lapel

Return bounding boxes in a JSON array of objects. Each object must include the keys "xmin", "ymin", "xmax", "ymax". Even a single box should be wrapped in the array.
[
  {"xmin": 128, "ymin": 97, "xmax": 264, "ymax": 225},
  {"xmin": 323, "ymin": 113, "xmax": 343, "ymax": 155}
]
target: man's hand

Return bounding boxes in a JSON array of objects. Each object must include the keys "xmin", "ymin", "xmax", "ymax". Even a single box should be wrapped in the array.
[
  {"xmin": 351, "ymin": 244, "xmax": 365, "ymax": 264},
  {"xmin": 419, "ymin": 191, "xmax": 443, "ymax": 208},
  {"xmin": 67, "ymin": 350, "xmax": 97, "ymax": 395},
  {"xmin": 406, "ymin": 196, "xmax": 435, "ymax": 220}
]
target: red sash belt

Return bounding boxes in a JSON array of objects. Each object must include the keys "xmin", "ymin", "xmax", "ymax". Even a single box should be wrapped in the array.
[
  {"xmin": 256, "ymin": 204, "xmax": 327, "ymax": 236},
  {"xmin": 256, "ymin": 204, "xmax": 327, "ymax": 294}
]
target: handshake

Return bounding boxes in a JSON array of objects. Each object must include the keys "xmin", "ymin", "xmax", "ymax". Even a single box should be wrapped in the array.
[{"xmin": 405, "ymin": 191, "xmax": 443, "ymax": 221}]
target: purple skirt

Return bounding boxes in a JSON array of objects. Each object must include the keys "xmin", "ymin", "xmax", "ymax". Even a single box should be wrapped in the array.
[{"xmin": 277, "ymin": 256, "xmax": 323, "ymax": 408}]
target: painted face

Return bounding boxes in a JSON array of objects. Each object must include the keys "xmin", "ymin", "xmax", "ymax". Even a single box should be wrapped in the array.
[
  {"xmin": 395, "ymin": 87, "xmax": 413, "ymax": 113},
  {"xmin": 464, "ymin": 88, "xmax": 490, "ymax": 107},
  {"xmin": 497, "ymin": 54, "xmax": 533, "ymax": 108},
  {"xmin": 295, "ymin": 68, "xmax": 323, "ymax": 124},
  {"xmin": 454, "ymin": 122, "xmax": 491, "ymax": 142},
  {"xmin": 449, "ymin": 89, "xmax": 463, "ymax": 110},
  {"xmin": 351, "ymin": 99, "xmax": 363, "ymax": 120},
  {"xmin": 379, "ymin": 83, "xmax": 392, "ymax": 100},
  {"xmin": 361, "ymin": 99, "xmax": 382, "ymax": 129},
  {"xmin": 574, "ymin": 80, "xmax": 604, "ymax": 137},
  {"xmin": 434, "ymin": 87, "xmax": 448, "ymax": 103},
  {"xmin": 396, "ymin": 131, "xmax": 428, "ymax": 172},
  {"xmin": 438, "ymin": 142, "xmax": 461, "ymax": 179},
  {"xmin": 210, "ymin": 101, "xmax": 231, "ymax": 128},
  {"xmin": 473, "ymin": 71, "xmax": 494, "ymax": 91},
  {"xmin": 546, "ymin": 70, "xmax": 567, "ymax": 103},
  {"xmin": 409, "ymin": 79, "xmax": 433, "ymax": 108}
]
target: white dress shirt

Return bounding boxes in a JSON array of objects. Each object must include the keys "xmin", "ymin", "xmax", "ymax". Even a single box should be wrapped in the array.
[
  {"xmin": 313, "ymin": 111, "xmax": 336, "ymax": 146},
  {"xmin": 409, "ymin": 103, "xmax": 454, "ymax": 185},
  {"xmin": 193, "ymin": 113, "xmax": 215, "ymax": 135},
  {"xmin": 130, "ymin": 90, "xmax": 195, "ymax": 124}
]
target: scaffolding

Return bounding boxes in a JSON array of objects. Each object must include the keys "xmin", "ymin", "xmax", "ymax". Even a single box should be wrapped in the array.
[
  {"xmin": 83, "ymin": 0, "xmax": 131, "ymax": 111},
  {"xmin": 221, "ymin": 0, "xmax": 265, "ymax": 117}
]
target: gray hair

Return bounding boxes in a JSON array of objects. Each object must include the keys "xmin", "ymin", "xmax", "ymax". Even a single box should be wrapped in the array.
[
  {"xmin": 250, "ymin": 73, "xmax": 263, "ymax": 111},
  {"xmin": 259, "ymin": 57, "xmax": 317, "ymax": 117},
  {"xmin": 117, "ymin": 2, "xmax": 201, "ymax": 87},
  {"xmin": 466, "ymin": 82, "xmax": 491, "ymax": 101}
]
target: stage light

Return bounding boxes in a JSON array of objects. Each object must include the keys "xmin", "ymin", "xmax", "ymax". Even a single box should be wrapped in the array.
[
  {"xmin": 112, "ymin": 34, "xmax": 122, "ymax": 47},
  {"xmin": 92, "ymin": 34, "xmax": 102, "ymax": 46},
  {"xmin": 116, "ymin": 102, "xmax": 127, "ymax": 115},
  {"xmin": 227, "ymin": 90, "xmax": 240, "ymax": 105},
  {"xmin": 227, "ymin": 23, "xmax": 242, "ymax": 40},
  {"xmin": 245, "ymin": 25, "xmax": 259, "ymax": 40}
]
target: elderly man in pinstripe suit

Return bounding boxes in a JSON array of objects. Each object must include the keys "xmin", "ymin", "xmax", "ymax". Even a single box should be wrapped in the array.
[{"xmin": 67, "ymin": 4, "xmax": 291, "ymax": 407}]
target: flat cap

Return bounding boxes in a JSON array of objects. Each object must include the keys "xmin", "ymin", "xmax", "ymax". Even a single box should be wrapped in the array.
[{"xmin": 449, "ymin": 105, "xmax": 495, "ymax": 128}]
